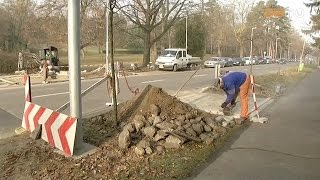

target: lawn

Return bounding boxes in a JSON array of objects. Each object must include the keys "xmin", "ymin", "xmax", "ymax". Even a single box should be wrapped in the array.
[{"xmin": 59, "ymin": 46, "xmax": 144, "ymax": 66}]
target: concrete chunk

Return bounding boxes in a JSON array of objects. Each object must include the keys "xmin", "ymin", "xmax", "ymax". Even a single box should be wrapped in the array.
[
  {"xmin": 163, "ymin": 135, "xmax": 184, "ymax": 149},
  {"xmin": 150, "ymin": 104, "xmax": 161, "ymax": 116},
  {"xmin": 145, "ymin": 147, "xmax": 153, "ymax": 155},
  {"xmin": 134, "ymin": 146, "xmax": 145, "ymax": 156},
  {"xmin": 192, "ymin": 123, "xmax": 204, "ymax": 135},
  {"xmin": 134, "ymin": 117, "xmax": 145, "ymax": 132},
  {"xmin": 118, "ymin": 129, "xmax": 131, "ymax": 149},
  {"xmin": 30, "ymin": 124, "xmax": 42, "ymax": 140},
  {"xmin": 143, "ymin": 126, "xmax": 156, "ymax": 138},
  {"xmin": 137, "ymin": 139, "xmax": 150, "ymax": 149},
  {"xmin": 156, "ymin": 122, "xmax": 176, "ymax": 131},
  {"xmin": 186, "ymin": 127, "xmax": 197, "ymax": 137},
  {"xmin": 123, "ymin": 123, "xmax": 135, "ymax": 133},
  {"xmin": 204, "ymin": 125, "xmax": 212, "ymax": 132},
  {"xmin": 153, "ymin": 116, "xmax": 162, "ymax": 125},
  {"xmin": 215, "ymin": 116, "xmax": 224, "ymax": 122},
  {"xmin": 176, "ymin": 115, "xmax": 186, "ymax": 121}
]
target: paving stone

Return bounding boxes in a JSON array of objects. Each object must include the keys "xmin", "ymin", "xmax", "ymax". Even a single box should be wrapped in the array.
[{"xmin": 204, "ymin": 125, "xmax": 212, "ymax": 132}]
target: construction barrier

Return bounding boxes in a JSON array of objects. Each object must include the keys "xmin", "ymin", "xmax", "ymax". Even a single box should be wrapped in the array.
[
  {"xmin": 24, "ymin": 74, "xmax": 32, "ymax": 102},
  {"xmin": 22, "ymin": 75, "xmax": 77, "ymax": 156},
  {"xmin": 250, "ymin": 74, "xmax": 260, "ymax": 118}
]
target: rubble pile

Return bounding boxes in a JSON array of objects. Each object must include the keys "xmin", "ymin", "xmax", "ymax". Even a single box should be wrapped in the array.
[{"xmin": 117, "ymin": 85, "xmax": 238, "ymax": 156}]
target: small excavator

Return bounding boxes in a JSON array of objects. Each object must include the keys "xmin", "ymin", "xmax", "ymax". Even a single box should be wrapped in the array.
[{"xmin": 17, "ymin": 46, "xmax": 60, "ymax": 78}]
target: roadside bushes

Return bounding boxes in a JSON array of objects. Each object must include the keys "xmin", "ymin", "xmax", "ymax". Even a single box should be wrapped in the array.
[{"xmin": 0, "ymin": 52, "xmax": 17, "ymax": 74}]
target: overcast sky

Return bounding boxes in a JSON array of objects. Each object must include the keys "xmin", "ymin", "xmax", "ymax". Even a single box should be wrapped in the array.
[
  {"xmin": 274, "ymin": 0, "xmax": 313, "ymax": 41},
  {"xmin": 278, "ymin": 0, "xmax": 311, "ymax": 30}
]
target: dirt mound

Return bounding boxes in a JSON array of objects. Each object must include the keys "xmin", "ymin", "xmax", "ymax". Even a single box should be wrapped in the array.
[
  {"xmin": 1, "ymin": 85, "xmax": 232, "ymax": 180},
  {"xmin": 83, "ymin": 85, "xmax": 215, "ymax": 146}
]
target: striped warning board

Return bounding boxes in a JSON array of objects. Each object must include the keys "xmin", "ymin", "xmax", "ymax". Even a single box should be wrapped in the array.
[
  {"xmin": 24, "ymin": 74, "xmax": 32, "ymax": 102},
  {"xmin": 22, "ymin": 101, "xmax": 77, "ymax": 156}
]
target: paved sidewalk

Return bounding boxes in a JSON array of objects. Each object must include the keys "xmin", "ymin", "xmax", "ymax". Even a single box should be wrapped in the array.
[
  {"xmin": 177, "ymin": 90, "xmax": 267, "ymax": 118},
  {"xmin": 193, "ymin": 71, "xmax": 320, "ymax": 180},
  {"xmin": 0, "ymin": 108, "xmax": 21, "ymax": 139}
]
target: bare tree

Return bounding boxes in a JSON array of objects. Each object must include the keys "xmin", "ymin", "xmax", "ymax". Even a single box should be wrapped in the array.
[
  {"xmin": 117, "ymin": 0, "xmax": 187, "ymax": 66},
  {"xmin": 227, "ymin": 0, "xmax": 254, "ymax": 57}
]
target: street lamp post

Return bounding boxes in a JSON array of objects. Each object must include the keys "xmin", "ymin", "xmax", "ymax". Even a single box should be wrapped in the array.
[
  {"xmin": 250, "ymin": 27, "xmax": 256, "ymax": 74},
  {"xmin": 185, "ymin": 12, "xmax": 188, "ymax": 52},
  {"xmin": 275, "ymin": 37, "xmax": 280, "ymax": 60},
  {"xmin": 68, "ymin": 0, "xmax": 82, "ymax": 149}
]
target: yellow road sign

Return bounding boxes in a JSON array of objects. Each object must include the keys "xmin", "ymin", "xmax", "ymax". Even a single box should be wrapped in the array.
[{"xmin": 264, "ymin": 8, "xmax": 285, "ymax": 18}]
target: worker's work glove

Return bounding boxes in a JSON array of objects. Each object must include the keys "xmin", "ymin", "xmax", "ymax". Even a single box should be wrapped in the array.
[{"xmin": 221, "ymin": 102, "xmax": 228, "ymax": 108}]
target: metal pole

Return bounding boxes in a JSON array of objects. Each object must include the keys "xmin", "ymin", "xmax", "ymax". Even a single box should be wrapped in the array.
[
  {"xmin": 214, "ymin": 64, "xmax": 218, "ymax": 79},
  {"xmin": 185, "ymin": 13, "xmax": 188, "ymax": 52},
  {"xmin": 68, "ymin": 0, "xmax": 82, "ymax": 149},
  {"xmin": 105, "ymin": 0, "xmax": 109, "ymax": 73}
]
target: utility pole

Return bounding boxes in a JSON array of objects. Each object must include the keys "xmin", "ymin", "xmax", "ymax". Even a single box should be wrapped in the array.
[
  {"xmin": 105, "ymin": 0, "xmax": 109, "ymax": 73},
  {"xmin": 68, "ymin": 0, "xmax": 82, "ymax": 149}
]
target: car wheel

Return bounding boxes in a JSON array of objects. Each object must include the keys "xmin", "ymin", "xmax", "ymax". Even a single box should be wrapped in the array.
[{"xmin": 173, "ymin": 64, "xmax": 177, "ymax": 72}]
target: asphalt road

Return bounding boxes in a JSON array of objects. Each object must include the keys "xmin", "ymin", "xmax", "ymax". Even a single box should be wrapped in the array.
[{"xmin": 0, "ymin": 63, "xmax": 297, "ymax": 138}]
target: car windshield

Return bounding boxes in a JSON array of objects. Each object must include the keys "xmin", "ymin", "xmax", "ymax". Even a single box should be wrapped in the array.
[{"xmin": 160, "ymin": 50, "xmax": 177, "ymax": 57}]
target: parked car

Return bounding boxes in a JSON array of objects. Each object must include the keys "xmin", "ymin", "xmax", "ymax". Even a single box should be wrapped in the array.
[
  {"xmin": 222, "ymin": 57, "xmax": 234, "ymax": 67},
  {"xmin": 256, "ymin": 56, "xmax": 265, "ymax": 64},
  {"xmin": 156, "ymin": 48, "xmax": 201, "ymax": 71},
  {"xmin": 232, "ymin": 58, "xmax": 245, "ymax": 66},
  {"xmin": 244, "ymin": 57, "xmax": 256, "ymax": 65},
  {"xmin": 264, "ymin": 56, "xmax": 272, "ymax": 64},
  {"xmin": 204, "ymin": 57, "xmax": 226, "ymax": 68},
  {"xmin": 278, "ymin": 58, "xmax": 287, "ymax": 64}
]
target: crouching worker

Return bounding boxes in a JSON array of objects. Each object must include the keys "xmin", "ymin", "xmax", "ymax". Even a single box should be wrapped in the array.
[{"xmin": 213, "ymin": 71, "xmax": 251, "ymax": 124}]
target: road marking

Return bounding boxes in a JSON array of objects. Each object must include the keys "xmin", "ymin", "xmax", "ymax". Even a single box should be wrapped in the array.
[
  {"xmin": 194, "ymin": 74, "xmax": 208, "ymax": 78},
  {"xmin": 33, "ymin": 92, "xmax": 69, "ymax": 98},
  {"xmin": 141, "ymin": 79, "xmax": 164, "ymax": 84}
]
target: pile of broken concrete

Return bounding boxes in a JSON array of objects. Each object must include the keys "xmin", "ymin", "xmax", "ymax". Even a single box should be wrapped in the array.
[{"xmin": 118, "ymin": 103, "xmax": 238, "ymax": 156}]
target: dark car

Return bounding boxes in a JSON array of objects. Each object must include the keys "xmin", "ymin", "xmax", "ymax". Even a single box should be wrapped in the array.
[
  {"xmin": 222, "ymin": 57, "xmax": 234, "ymax": 67},
  {"xmin": 232, "ymin": 58, "xmax": 245, "ymax": 66},
  {"xmin": 256, "ymin": 56, "xmax": 265, "ymax": 64}
]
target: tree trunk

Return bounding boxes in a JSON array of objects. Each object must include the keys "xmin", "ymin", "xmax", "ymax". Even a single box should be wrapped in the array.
[
  {"xmin": 109, "ymin": 0, "xmax": 118, "ymax": 124},
  {"xmin": 239, "ymin": 43, "xmax": 244, "ymax": 58},
  {"xmin": 218, "ymin": 43, "xmax": 222, "ymax": 57},
  {"xmin": 143, "ymin": 32, "xmax": 151, "ymax": 66}
]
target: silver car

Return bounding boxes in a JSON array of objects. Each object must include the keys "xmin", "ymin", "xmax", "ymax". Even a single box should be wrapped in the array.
[{"xmin": 204, "ymin": 57, "xmax": 225, "ymax": 68}]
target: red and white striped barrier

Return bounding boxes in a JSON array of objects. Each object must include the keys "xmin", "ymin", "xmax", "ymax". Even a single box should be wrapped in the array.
[
  {"xmin": 250, "ymin": 75, "xmax": 260, "ymax": 119},
  {"xmin": 22, "ymin": 101, "xmax": 77, "ymax": 156},
  {"xmin": 24, "ymin": 74, "xmax": 32, "ymax": 102}
]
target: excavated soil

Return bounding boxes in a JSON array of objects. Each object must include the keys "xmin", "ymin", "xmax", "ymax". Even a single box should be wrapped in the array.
[{"xmin": 1, "ymin": 85, "xmax": 222, "ymax": 180}]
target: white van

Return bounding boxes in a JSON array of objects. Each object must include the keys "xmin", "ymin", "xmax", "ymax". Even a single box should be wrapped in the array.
[{"xmin": 155, "ymin": 48, "xmax": 201, "ymax": 71}]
